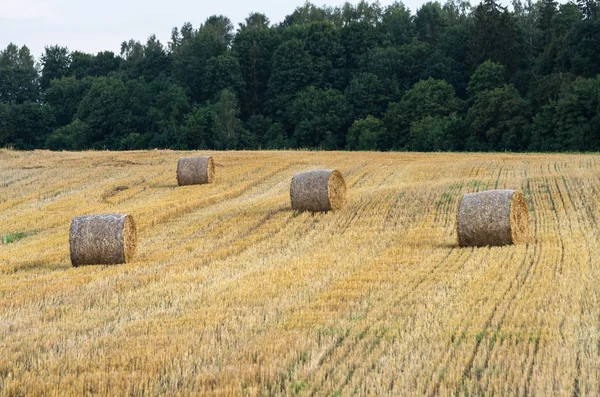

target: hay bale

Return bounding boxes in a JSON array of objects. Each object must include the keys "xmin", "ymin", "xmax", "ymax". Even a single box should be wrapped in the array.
[
  {"xmin": 177, "ymin": 156, "xmax": 215, "ymax": 186},
  {"xmin": 70, "ymin": 214, "xmax": 137, "ymax": 266},
  {"xmin": 457, "ymin": 189, "xmax": 529, "ymax": 247},
  {"xmin": 290, "ymin": 170, "xmax": 346, "ymax": 212}
]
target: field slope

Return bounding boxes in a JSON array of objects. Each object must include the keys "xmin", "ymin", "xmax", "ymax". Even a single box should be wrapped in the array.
[{"xmin": 1, "ymin": 150, "xmax": 600, "ymax": 395}]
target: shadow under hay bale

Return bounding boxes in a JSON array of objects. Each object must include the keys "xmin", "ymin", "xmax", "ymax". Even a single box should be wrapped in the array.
[
  {"xmin": 457, "ymin": 189, "xmax": 530, "ymax": 247},
  {"xmin": 290, "ymin": 170, "xmax": 346, "ymax": 212},
  {"xmin": 70, "ymin": 214, "xmax": 137, "ymax": 266},
  {"xmin": 177, "ymin": 156, "xmax": 215, "ymax": 186}
]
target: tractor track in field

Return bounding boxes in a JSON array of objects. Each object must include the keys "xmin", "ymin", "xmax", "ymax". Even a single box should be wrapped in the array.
[
  {"xmin": 333, "ymin": 246, "xmax": 472, "ymax": 396},
  {"xmin": 136, "ymin": 162, "xmax": 299, "ymax": 231},
  {"xmin": 552, "ymin": 175, "xmax": 597, "ymax": 397},
  {"xmin": 295, "ymin": 246, "xmax": 465, "ymax": 395},
  {"xmin": 139, "ymin": 207, "xmax": 295, "ymax": 264},
  {"xmin": 431, "ymin": 167, "xmax": 546, "ymax": 395},
  {"xmin": 455, "ymin": 244, "xmax": 540, "ymax": 396}
]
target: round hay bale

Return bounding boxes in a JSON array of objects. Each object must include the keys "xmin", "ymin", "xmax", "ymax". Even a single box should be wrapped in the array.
[
  {"xmin": 177, "ymin": 156, "xmax": 215, "ymax": 186},
  {"xmin": 457, "ymin": 189, "xmax": 529, "ymax": 247},
  {"xmin": 290, "ymin": 170, "xmax": 346, "ymax": 212},
  {"xmin": 70, "ymin": 214, "xmax": 137, "ymax": 266}
]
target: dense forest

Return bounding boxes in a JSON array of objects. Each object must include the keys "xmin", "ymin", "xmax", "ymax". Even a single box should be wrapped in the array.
[{"xmin": 0, "ymin": 0, "xmax": 599, "ymax": 151}]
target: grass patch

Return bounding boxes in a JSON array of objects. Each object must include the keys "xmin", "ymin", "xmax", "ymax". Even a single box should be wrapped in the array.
[{"xmin": 2, "ymin": 231, "xmax": 37, "ymax": 245}]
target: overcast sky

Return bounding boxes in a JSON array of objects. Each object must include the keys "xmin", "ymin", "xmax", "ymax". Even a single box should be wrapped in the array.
[{"xmin": 0, "ymin": 0, "xmax": 458, "ymax": 61}]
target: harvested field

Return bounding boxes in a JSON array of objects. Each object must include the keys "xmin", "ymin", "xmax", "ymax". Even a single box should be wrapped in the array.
[{"xmin": 1, "ymin": 150, "xmax": 600, "ymax": 395}]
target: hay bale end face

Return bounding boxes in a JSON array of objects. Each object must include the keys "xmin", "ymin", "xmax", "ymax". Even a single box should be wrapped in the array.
[
  {"xmin": 70, "ymin": 214, "xmax": 137, "ymax": 266},
  {"xmin": 177, "ymin": 156, "xmax": 215, "ymax": 186},
  {"xmin": 290, "ymin": 170, "xmax": 347, "ymax": 212},
  {"xmin": 457, "ymin": 189, "xmax": 530, "ymax": 247}
]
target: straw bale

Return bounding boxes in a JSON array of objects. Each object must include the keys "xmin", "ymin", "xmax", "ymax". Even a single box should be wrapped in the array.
[
  {"xmin": 177, "ymin": 156, "xmax": 215, "ymax": 186},
  {"xmin": 70, "ymin": 214, "xmax": 136, "ymax": 266},
  {"xmin": 290, "ymin": 170, "xmax": 346, "ymax": 212},
  {"xmin": 457, "ymin": 189, "xmax": 529, "ymax": 247}
]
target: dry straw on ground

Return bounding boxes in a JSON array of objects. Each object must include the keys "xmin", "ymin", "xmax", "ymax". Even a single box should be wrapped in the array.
[
  {"xmin": 70, "ymin": 214, "xmax": 137, "ymax": 266},
  {"xmin": 177, "ymin": 156, "xmax": 215, "ymax": 186},
  {"xmin": 4, "ymin": 151, "xmax": 600, "ymax": 395},
  {"xmin": 290, "ymin": 169, "xmax": 346, "ymax": 212},
  {"xmin": 457, "ymin": 189, "xmax": 530, "ymax": 247}
]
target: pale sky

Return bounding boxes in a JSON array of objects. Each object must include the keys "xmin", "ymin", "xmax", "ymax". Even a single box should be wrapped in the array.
[{"xmin": 0, "ymin": 0, "xmax": 448, "ymax": 61}]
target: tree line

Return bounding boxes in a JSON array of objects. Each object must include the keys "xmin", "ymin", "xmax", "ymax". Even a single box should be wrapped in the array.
[{"xmin": 1, "ymin": 0, "xmax": 599, "ymax": 152}]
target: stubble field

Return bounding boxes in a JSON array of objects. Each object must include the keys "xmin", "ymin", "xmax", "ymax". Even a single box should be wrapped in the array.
[{"xmin": 1, "ymin": 149, "xmax": 599, "ymax": 396}]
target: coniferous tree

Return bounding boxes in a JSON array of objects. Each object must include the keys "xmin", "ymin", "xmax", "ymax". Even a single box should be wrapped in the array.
[
  {"xmin": 0, "ymin": 44, "xmax": 39, "ymax": 104},
  {"xmin": 467, "ymin": 0, "xmax": 520, "ymax": 73}
]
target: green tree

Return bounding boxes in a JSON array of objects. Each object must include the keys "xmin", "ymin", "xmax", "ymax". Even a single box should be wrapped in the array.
[
  {"xmin": 146, "ymin": 80, "xmax": 191, "ymax": 147},
  {"xmin": 69, "ymin": 51, "xmax": 121, "ymax": 79},
  {"xmin": 121, "ymin": 35, "xmax": 171, "ymax": 82},
  {"xmin": 529, "ymin": 101, "xmax": 559, "ymax": 151},
  {"xmin": 46, "ymin": 119, "xmax": 90, "ymax": 150},
  {"xmin": 245, "ymin": 115, "xmax": 273, "ymax": 148},
  {"xmin": 467, "ymin": 60, "xmax": 507, "ymax": 96},
  {"xmin": 265, "ymin": 39, "xmax": 315, "ymax": 119},
  {"xmin": 346, "ymin": 116, "xmax": 387, "ymax": 150},
  {"xmin": 558, "ymin": 19, "xmax": 600, "ymax": 78},
  {"xmin": 538, "ymin": 0, "xmax": 558, "ymax": 41},
  {"xmin": 577, "ymin": 0, "xmax": 599, "ymax": 19},
  {"xmin": 0, "ymin": 44, "xmax": 39, "ymax": 104},
  {"xmin": 304, "ymin": 22, "xmax": 345, "ymax": 89},
  {"xmin": 239, "ymin": 12, "xmax": 271, "ymax": 29},
  {"xmin": 283, "ymin": 3, "xmax": 329, "ymax": 26},
  {"xmin": 0, "ymin": 102, "xmax": 55, "ymax": 149},
  {"xmin": 467, "ymin": 0, "xmax": 521, "ymax": 73},
  {"xmin": 553, "ymin": 76, "xmax": 600, "ymax": 150},
  {"xmin": 437, "ymin": 22, "xmax": 470, "ymax": 75},
  {"xmin": 178, "ymin": 105, "xmax": 213, "ymax": 149},
  {"xmin": 415, "ymin": 2, "xmax": 448, "ymax": 45},
  {"xmin": 533, "ymin": 0, "xmax": 583, "ymax": 76},
  {"xmin": 422, "ymin": 49, "xmax": 467, "ymax": 95},
  {"xmin": 329, "ymin": 1, "xmax": 383, "ymax": 27},
  {"xmin": 529, "ymin": 73, "xmax": 576, "ymax": 114},
  {"xmin": 172, "ymin": 16, "xmax": 233, "ymax": 102},
  {"xmin": 381, "ymin": 2, "xmax": 416, "ymax": 46},
  {"xmin": 201, "ymin": 54, "xmax": 245, "ymax": 102},
  {"xmin": 40, "ymin": 46, "xmax": 71, "ymax": 89},
  {"xmin": 531, "ymin": 3, "xmax": 582, "ymax": 109},
  {"xmin": 408, "ymin": 114, "xmax": 465, "ymax": 151},
  {"xmin": 212, "ymin": 89, "xmax": 245, "ymax": 149},
  {"xmin": 263, "ymin": 122, "xmax": 291, "ymax": 149},
  {"xmin": 288, "ymin": 86, "xmax": 349, "ymax": 148},
  {"xmin": 512, "ymin": 0, "xmax": 537, "ymax": 62},
  {"xmin": 361, "ymin": 41, "xmax": 452, "ymax": 99},
  {"xmin": 76, "ymin": 77, "xmax": 151, "ymax": 149},
  {"xmin": 359, "ymin": 46, "xmax": 407, "ymax": 100},
  {"xmin": 232, "ymin": 14, "xmax": 279, "ymax": 117},
  {"xmin": 529, "ymin": 77, "xmax": 600, "ymax": 152},
  {"xmin": 384, "ymin": 78, "xmax": 461, "ymax": 148},
  {"xmin": 345, "ymin": 73, "xmax": 388, "ymax": 120},
  {"xmin": 467, "ymin": 84, "xmax": 531, "ymax": 150},
  {"xmin": 204, "ymin": 15, "xmax": 235, "ymax": 53},
  {"xmin": 340, "ymin": 21, "xmax": 384, "ymax": 73},
  {"xmin": 44, "ymin": 76, "xmax": 94, "ymax": 126},
  {"xmin": 140, "ymin": 36, "xmax": 171, "ymax": 81},
  {"xmin": 552, "ymin": 3, "xmax": 584, "ymax": 36}
]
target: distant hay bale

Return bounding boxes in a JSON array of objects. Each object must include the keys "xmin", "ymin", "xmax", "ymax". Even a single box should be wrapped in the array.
[
  {"xmin": 70, "ymin": 214, "xmax": 137, "ymax": 266},
  {"xmin": 457, "ymin": 189, "xmax": 529, "ymax": 247},
  {"xmin": 290, "ymin": 170, "xmax": 346, "ymax": 212},
  {"xmin": 177, "ymin": 156, "xmax": 215, "ymax": 186}
]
